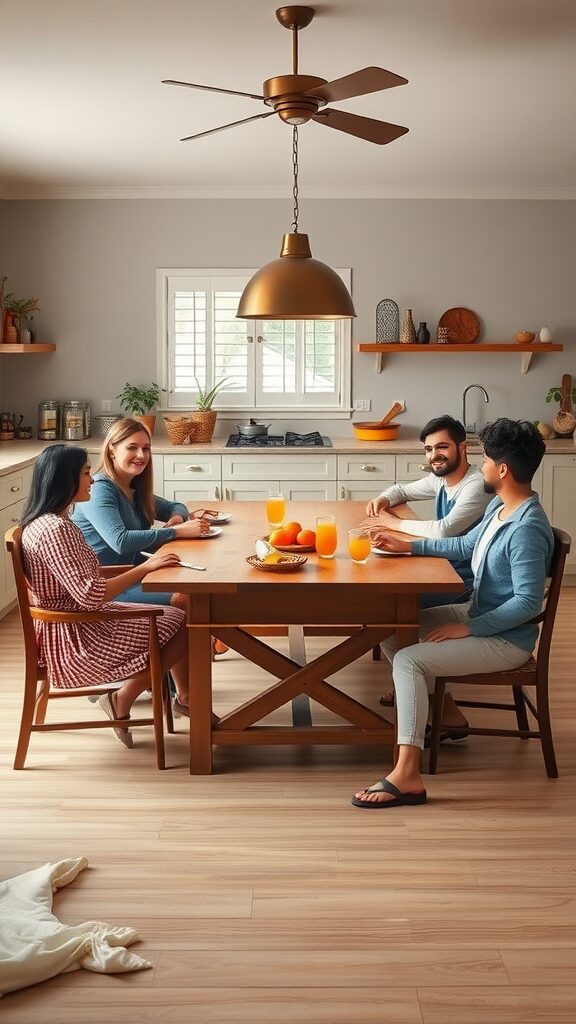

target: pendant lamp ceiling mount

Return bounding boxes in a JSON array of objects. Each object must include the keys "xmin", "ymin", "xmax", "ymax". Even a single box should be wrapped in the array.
[{"xmin": 163, "ymin": 6, "xmax": 409, "ymax": 145}]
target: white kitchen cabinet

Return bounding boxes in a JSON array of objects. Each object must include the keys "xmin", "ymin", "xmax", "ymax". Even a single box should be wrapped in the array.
[
  {"xmin": 164, "ymin": 452, "xmax": 221, "ymax": 481},
  {"xmin": 542, "ymin": 453, "xmax": 576, "ymax": 572},
  {"xmin": 0, "ymin": 465, "xmax": 33, "ymax": 618},
  {"xmin": 337, "ymin": 453, "xmax": 395, "ymax": 503},
  {"xmin": 221, "ymin": 452, "xmax": 337, "ymax": 503},
  {"xmin": 221, "ymin": 480, "xmax": 337, "ymax": 501},
  {"xmin": 163, "ymin": 483, "xmax": 222, "ymax": 503}
]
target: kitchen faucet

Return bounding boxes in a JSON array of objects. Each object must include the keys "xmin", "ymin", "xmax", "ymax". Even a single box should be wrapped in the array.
[{"xmin": 462, "ymin": 384, "xmax": 489, "ymax": 435}]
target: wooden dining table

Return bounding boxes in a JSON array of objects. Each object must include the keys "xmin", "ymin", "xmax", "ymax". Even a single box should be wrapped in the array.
[{"xmin": 142, "ymin": 501, "xmax": 463, "ymax": 774}]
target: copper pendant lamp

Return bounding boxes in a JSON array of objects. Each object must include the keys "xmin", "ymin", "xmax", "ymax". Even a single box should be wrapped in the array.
[{"xmin": 237, "ymin": 127, "xmax": 355, "ymax": 321}]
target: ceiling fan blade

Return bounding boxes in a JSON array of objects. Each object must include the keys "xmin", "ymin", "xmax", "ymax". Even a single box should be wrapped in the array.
[
  {"xmin": 306, "ymin": 67, "xmax": 408, "ymax": 105},
  {"xmin": 313, "ymin": 108, "xmax": 408, "ymax": 145},
  {"xmin": 162, "ymin": 79, "xmax": 264, "ymax": 101},
  {"xmin": 180, "ymin": 111, "xmax": 275, "ymax": 142}
]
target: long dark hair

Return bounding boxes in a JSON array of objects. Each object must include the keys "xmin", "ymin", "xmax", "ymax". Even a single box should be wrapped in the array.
[
  {"xmin": 97, "ymin": 417, "xmax": 155, "ymax": 526},
  {"xmin": 20, "ymin": 445, "xmax": 88, "ymax": 527}
]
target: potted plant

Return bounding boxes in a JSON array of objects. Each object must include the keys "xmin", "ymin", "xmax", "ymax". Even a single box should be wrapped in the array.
[
  {"xmin": 546, "ymin": 376, "xmax": 576, "ymax": 438},
  {"xmin": 116, "ymin": 381, "xmax": 164, "ymax": 436},
  {"xmin": 1, "ymin": 278, "xmax": 40, "ymax": 344},
  {"xmin": 191, "ymin": 376, "xmax": 235, "ymax": 443}
]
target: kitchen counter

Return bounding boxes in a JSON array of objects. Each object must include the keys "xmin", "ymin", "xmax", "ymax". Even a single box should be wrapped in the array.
[{"xmin": 1, "ymin": 434, "xmax": 575, "ymax": 476}]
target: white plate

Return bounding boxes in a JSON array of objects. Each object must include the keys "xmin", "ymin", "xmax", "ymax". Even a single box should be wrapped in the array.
[
  {"xmin": 201, "ymin": 526, "xmax": 222, "ymax": 538},
  {"xmin": 208, "ymin": 512, "xmax": 231, "ymax": 525},
  {"xmin": 371, "ymin": 546, "xmax": 408, "ymax": 556}
]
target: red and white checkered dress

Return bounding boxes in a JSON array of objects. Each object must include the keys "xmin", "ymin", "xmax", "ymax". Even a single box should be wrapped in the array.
[{"xmin": 21, "ymin": 514, "xmax": 184, "ymax": 689}]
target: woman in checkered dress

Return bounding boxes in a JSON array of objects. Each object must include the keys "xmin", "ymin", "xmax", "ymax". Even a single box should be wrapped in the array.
[{"xmin": 20, "ymin": 445, "xmax": 190, "ymax": 747}]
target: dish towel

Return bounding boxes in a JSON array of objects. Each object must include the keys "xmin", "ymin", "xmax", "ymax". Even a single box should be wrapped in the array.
[{"xmin": 0, "ymin": 857, "xmax": 152, "ymax": 997}]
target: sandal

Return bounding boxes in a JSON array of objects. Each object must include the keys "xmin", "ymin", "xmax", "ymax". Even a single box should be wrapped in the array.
[
  {"xmin": 213, "ymin": 638, "xmax": 229, "ymax": 656},
  {"xmin": 379, "ymin": 691, "xmax": 394, "ymax": 707},
  {"xmin": 351, "ymin": 778, "xmax": 427, "ymax": 810},
  {"xmin": 424, "ymin": 723, "xmax": 469, "ymax": 748},
  {"xmin": 98, "ymin": 692, "xmax": 133, "ymax": 749}
]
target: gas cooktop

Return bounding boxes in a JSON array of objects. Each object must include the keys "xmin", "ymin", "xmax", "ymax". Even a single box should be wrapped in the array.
[{"xmin": 226, "ymin": 431, "xmax": 332, "ymax": 448}]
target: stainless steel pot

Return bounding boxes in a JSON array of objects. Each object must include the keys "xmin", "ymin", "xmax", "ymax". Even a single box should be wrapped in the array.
[{"xmin": 236, "ymin": 419, "xmax": 272, "ymax": 437}]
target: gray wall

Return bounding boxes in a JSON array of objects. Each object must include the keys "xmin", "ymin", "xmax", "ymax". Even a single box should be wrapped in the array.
[{"xmin": 1, "ymin": 198, "xmax": 575, "ymax": 437}]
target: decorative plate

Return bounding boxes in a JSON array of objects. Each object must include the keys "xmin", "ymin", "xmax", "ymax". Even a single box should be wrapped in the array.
[
  {"xmin": 438, "ymin": 307, "xmax": 481, "ymax": 344},
  {"xmin": 246, "ymin": 553, "xmax": 308, "ymax": 573},
  {"xmin": 263, "ymin": 534, "xmax": 316, "ymax": 553}
]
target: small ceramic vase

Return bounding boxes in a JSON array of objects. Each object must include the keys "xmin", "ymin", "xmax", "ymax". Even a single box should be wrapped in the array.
[
  {"xmin": 539, "ymin": 326, "xmax": 553, "ymax": 344},
  {"xmin": 400, "ymin": 308, "xmax": 417, "ymax": 345},
  {"xmin": 416, "ymin": 321, "xmax": 430, "ymax": 345}
]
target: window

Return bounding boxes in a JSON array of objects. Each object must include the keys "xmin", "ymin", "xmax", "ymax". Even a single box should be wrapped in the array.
[{"xmin": 156, "ymin": 269, "xmax": 352, "ymax": 417}]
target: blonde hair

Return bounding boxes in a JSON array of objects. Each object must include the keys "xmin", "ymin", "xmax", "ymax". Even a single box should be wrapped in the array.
[{"xmin": 97, "ymin": 417, "xmax": 155, "ymax": 526}]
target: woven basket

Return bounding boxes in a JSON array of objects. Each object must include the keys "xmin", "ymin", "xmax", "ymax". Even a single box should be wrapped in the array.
[
  {"xmin": 190, "ymin": 410, "xmax": 217, "ymax": 443},
  {"xmin": 246, "ymin": 554, "xmax": 307, "ymax": 574},
  {"xmin": 164, "ymin": 416, "xmax": 194, "ymax": 445},
  {"xmin": 93, "ymin": 414, "xmax": 121, "ymax": 439}
]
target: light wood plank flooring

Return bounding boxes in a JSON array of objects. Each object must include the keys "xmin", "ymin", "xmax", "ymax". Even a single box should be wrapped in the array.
[{"xmin": 1, "ymin": 592, "xmax": 575, "ymax": 1024}]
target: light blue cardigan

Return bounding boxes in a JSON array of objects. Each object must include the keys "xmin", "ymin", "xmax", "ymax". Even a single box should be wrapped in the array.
[
  {"xmin": 412, "ymin": 494, "xmax": 554, "ymax": 652},
  {"xmin": 71, "ymin": 474, "xmax": 189, "ymax": 566}
]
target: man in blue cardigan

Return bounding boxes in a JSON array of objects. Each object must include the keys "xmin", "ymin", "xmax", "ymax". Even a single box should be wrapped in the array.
[{"xmin": 352, "ymin": 418, "xmax": 554, "ymax": 809}]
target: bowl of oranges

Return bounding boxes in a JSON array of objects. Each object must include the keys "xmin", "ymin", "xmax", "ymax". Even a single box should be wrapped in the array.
[{"xmin": 265, "ymin": 520, "xmax": 316, "ymax": 553}]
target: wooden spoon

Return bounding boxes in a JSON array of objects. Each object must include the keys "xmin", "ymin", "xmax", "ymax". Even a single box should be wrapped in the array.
[{"xmin": 356, "ymin": 401, "xmax": 404, "ymax": 430}]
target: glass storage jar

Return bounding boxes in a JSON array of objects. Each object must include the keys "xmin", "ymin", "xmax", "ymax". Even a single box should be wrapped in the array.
[
  {"xmin": 62, "ymin": 401, "xmax": 87, "ymax": 441},
  {"xmin": 38, "ymin": 401, "xmax": 61, "ymax": 440}
]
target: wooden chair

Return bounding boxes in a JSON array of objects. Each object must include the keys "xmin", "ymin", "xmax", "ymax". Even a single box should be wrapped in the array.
[
  {"xmin": 6, "ymin": 526, "xmax": 175, "ymax": 771},
  {"xmin": 427, "ymin": 527, "xmax": 571, "ymax": 778}
]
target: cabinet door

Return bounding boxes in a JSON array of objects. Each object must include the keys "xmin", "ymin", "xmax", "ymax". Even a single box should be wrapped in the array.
[
  {"xmin": 542, "ymin": 454, "xmax": 576, "ymax": 571},
  {"xmin": 164, "ymin": 453, "xmax": 221, "ymax": 481},
  {"xmin": 223, "ymin": 482, "xmax": 276, "ymax": 501},
  {"xmin": 281, "ymin": 481, "xmax": 338, "ymax": 501},
  {"xmin": 339, "ymin": 485, "xmax": 384, "ymax": 502},
  {"xmin": 337, "ymin": 454, "xmax": 395, "ymax": 482},
  {"xmin": 163, "ymin": 483, "xmax": 221, "ymax": 503},
  {"xmin": 222, "ymin": 453, "xmax": 336, "ymax": 482},
  {"xmin": 0, "ymin": 498, "xmax": 25, "ymax": 614}
]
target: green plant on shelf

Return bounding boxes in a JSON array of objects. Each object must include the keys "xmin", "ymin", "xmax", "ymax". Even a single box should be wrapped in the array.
[
  {"xmin": 546, "ymin": 385, "xmax": 576, "ymax": 405},
  {"xmin": 194, "ymin": 376, "xmax": 235, "ymax": 410},
  {"xmin": 116, "ymin": 382, "xmax": 164, "ymax": 416}
]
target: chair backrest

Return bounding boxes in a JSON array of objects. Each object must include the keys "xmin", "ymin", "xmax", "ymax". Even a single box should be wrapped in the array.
[
  {"xmin": 534, "ymin": 527, "xmax": 571, "ymax": 678},
  {"xmin": 5, "ymin": 525, "xmax": 41, "ymax": 672}
]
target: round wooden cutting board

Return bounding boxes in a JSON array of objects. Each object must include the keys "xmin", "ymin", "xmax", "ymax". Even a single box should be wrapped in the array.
[{"xmin": 438, "ymin": 307, "xmax": 480, "ymax": 344}]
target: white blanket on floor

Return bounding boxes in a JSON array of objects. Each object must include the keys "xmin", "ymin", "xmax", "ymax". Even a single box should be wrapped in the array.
[{"xmin": 0, "ymin": 857, "xmax": 151, "ymax": 997}]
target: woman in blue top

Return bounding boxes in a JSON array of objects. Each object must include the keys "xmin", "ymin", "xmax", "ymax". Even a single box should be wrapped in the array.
[
  {"xmin": 72, "ymin": 418, "xmax": 211, "ymax": 607},
  {"xmin": 352, "ymin": 419, "xmax": 554, "ymax": 810}
]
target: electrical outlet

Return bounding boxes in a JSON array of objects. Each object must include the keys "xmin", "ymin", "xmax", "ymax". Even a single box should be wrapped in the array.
[
  {"xmin": 353, "ymin": 399, "xmax": 371, "ymax": 412},
  {"xmin": 101, "ymin": 399, "xmax": 112, "ymax": 412},
  {"xmin": 394, "ymin": 399, "xmax": 406, "ymax": 412}
]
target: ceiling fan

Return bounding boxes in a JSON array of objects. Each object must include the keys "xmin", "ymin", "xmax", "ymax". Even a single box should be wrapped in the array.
[{"xmin": 163, "ymin": 5, "xmax": 409, "ymax": 146}]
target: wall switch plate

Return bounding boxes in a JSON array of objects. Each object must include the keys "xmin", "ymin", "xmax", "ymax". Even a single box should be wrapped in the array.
[
  {"xmin": 353, "ymin": 399, "xmax": 372, "ymax": 412},
  {"xmin": 101, "ymin": 399, "xmax": 112, "ymax": 412}
]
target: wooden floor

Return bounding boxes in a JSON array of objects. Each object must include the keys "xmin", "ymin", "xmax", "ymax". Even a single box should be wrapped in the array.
[{"xmin": 1, "ymin": 592, "xmax": 575, "ymax": 1023}]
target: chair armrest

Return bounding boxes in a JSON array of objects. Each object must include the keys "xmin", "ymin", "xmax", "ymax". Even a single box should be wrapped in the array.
[
  {"xmin": 99, "ymin": 565, "xmax": 132, "ymax": 578},
  {"xmin": 29, "ymin": 607, "xmax": 165, "ymax": 624}
]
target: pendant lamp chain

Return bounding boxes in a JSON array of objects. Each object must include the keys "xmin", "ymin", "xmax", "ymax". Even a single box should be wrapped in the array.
[{"xmin": 291, "ymin": 126, "xmax": 299, "ymax": 234}]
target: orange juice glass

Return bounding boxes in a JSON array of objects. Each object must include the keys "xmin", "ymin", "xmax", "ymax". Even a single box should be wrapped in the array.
[
  {"xmin": 267, "ymin": 492, "xmax": 285, "ymax": 529},
  {"xmin": 316, "ymin": 515, "xmax": 338, "ymax": 559},
  {"xmin": 348, "ymin": 529, "xmax": 371, "ymax": 564}
]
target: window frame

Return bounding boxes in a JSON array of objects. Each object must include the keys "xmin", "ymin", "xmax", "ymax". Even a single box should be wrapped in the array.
[{"xmin": 156, "ymin": 268, "xmax": 353, "ymax": 420}]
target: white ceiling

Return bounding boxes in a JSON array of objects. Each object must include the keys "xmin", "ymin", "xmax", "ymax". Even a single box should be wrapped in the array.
[{"xmin": 2, "ymin": 0, "xmax": 576, "ymax": 197}]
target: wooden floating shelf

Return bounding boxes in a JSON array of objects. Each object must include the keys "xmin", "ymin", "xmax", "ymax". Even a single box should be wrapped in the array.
[
  {"xmin": 357, "ymin": 342, "xmax": 564, "ymax": 375},
  {"xmin": 0, "ymin": 343, "xmax": 56, "ymax": 353}
]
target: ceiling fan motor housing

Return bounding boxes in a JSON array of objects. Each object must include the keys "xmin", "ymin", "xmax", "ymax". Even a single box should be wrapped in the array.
[{"xmin": 263, "ymin": 75, "xmax": 327, "ymax": 124}]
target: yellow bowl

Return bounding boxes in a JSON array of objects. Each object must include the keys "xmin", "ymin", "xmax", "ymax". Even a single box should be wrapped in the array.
[
  {"xmin": 515, "ymin": 331, "xmax": 535, "ymax": 344},
  {"xmin": 352, "ymin": 422, "xmax": 400, "ymax": 441}
]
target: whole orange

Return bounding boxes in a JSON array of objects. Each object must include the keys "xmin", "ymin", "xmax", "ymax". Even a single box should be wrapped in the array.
[
  {"xmin": 269, "ymin": 527, "xmax": 292, "ymax": 546},
  {"xmin": 296, "ymin": 528, "xmax": 316, "ymax": 548},
  {"xmin": 282, "ymin": 520, "xmax": 302, "ymax": 544}
]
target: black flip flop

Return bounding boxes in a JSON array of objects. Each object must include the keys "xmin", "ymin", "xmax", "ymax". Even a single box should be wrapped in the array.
[{"xmin": 351, "ymin": 778, "xmax": 427, "ymax": 810}]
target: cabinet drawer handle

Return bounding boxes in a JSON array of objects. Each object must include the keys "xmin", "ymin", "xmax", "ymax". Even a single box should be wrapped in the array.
[
  {"xmin": 215, "ymin": 486, "xmax": 220, "ymax": 500},
  {"xmin": 360, "ymin": 464, "xmax": 376, "ymax": 472},
  {"xmin": 340, "ymin": 486, "xmax": 346, "ymax": 499},
  {"xmin": 186, "ymin": 465, "xmax": 203, "ymax": 472},
  {"xmin": 419, "ymin": 465, "xmax": 432, "ymax": 472},
  {"xmin": 10, "ymin": 485, "xmax": 21, "ymax": 492},
  {"xmin": 11, "ymin": 517, "xmax": 19, "ymax": 523}
]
